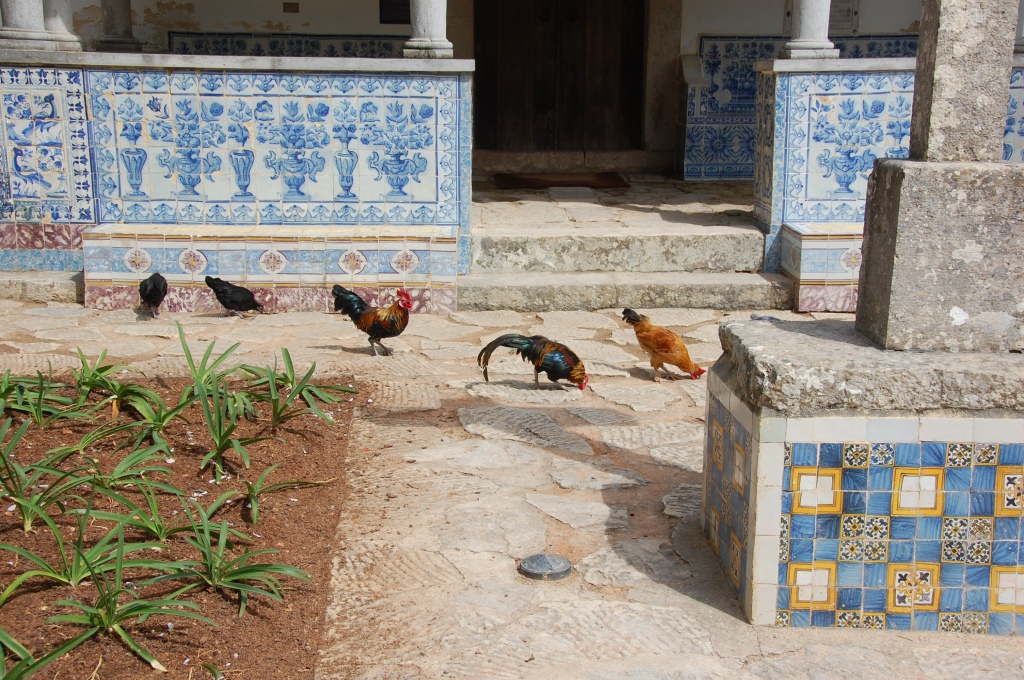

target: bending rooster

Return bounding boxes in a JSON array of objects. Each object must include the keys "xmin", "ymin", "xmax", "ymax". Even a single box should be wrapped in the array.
[
  {"xmin": 332, "ymin": 285, "xmax": 412, "ymax": 356},
  {"xmin": 622, "ymin": 308, "xmax": 706, "ymax": 382},
  {"xmin": 138, "ymin": 272, "xmax": 168, "ymax": 319},
  {"xmin": 477, "ymin": 334, "xmax": 589, "ymax": 390}
]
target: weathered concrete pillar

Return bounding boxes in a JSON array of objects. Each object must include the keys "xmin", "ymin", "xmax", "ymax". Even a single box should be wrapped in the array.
[
  {"xmin": 781, "ymin": 0, "xmax": 838, "ymax": 59},
  {"xmin": 93, "ymin": 0, "xmax": 140, "ymax": 52},
  {"xmin": 856, "ymin": 0, "xmax": 1024, "ymax": 351},
  {"xmin": 0, "ymin": 0, "xmax": 81, "ymax": 50},
  {"xmin": 403, "ymin": 0, "xmax": 453, "ymax": 58},
  {"xmin": 1016, "ymin": 0, "xmax": 1024, "ymax": 53}
]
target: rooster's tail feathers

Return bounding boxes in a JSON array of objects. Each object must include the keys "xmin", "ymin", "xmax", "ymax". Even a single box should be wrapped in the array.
[
  {"xmin": 332, "ymin": 284, "xmax": 369, "ymax": 319},
  {"xmin": 477, "ymin": 333, "xmax": 537, "ymax": 382},
  {"xmin": 621, "ymin": 308, "xmax": 646, "ymax": 326}
]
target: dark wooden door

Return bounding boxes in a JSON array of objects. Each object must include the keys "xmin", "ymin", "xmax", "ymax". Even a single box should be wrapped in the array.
[{"xmin": 474, "ymin": 0, "xmax": 645, "ymax": 152}]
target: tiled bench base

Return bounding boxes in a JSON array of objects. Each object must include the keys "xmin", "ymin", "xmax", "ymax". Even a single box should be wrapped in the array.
[
  {"xmin": 704, "ymin": 369, "xmax": 1024, "ymax": 634},
  {"xmin": 780, "ymin": 222, "xmax": 862, "ymax": 313}
]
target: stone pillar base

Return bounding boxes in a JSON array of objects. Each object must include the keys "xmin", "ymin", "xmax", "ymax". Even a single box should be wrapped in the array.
[
  {"xmin": 94, "ymin": 35, "xmax": 142, "ymax": 52},
  {"xmin": 0, "ymin": 28, "xmax": 81, "ymax": 51},
  {"xmin": 779, "ymin": 47, "xmax": 840, "ymax": 59},
  {"xmin": 403, "ymin": 38, "xmax": 453, "ymax": 59},
  {"xmin": 705, "ymin": 317, "xmax": 1024, "ymax": 632},
  {"xmin": 856, "ymin": 160, "xmax": 1024, "ymax": 352}
]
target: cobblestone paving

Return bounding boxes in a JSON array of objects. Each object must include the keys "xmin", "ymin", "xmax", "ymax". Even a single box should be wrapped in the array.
[{"xmin": 1, "ymin": 300, "xmax": 1020, "ymax": 678}]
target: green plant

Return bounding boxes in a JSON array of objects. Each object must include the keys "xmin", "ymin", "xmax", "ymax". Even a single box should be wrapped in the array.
[
  {"xmin": 46, "ymin": 529, "xmax": 215, "ymax": 672},
  {"xmin": 176, "ymin": 322, "xmax": 241, "ymax": 399},
  {"xmin": 0, "ymin": 418, "xmax": 87, "ymax": 532},
  {"xmin": 143, "ymin": 499, "xmax": 309, "ymax": 617},
  {"xmin": 18, "ymin": 369, "xmax": 94, "ymax": 430},
  {"xmin": 196, "ymin": 377, "xmax": 273, "ymax": 479},
  {"xmin": 203, "ymin": 663, "xmax": 227, "ymax": 679},
  {"xmin": 0, "ymin": 372, "xmax": 41, "ymax": 414},
  {"xmin": 0, "ymin": 496, "xmax": 164, "ymax": 606},
  {"xmin": 247, "ymin": 360, "xmax": 319, "ymax": 431},
  {"xmin": 41, "ymin": 419, "xmax": 145, "ymax": 466},
  {"xmin": 240, "ymin": 463, "xmax": 332, "ymax": 525},
  {"xmin": 69, "ymin": 348, "xmax": 123, "ymax": 404},
  {"xmin": 242, "ymin": 348, "xmax": 356, "ymax": 420},
  {"xmin": 0, "ymin": 625, "xmax": 96, "ymax": 679},
  {"xmin": 126, "ymin": 390, "xmax": 193, "ymax": 448},
  {"xmin": 82, "ymin": 442, "xmax": 175, "ymax": 493},
  {"xmin": 84, "ymin": 485, "xmax": 247, "ymax": 544}
]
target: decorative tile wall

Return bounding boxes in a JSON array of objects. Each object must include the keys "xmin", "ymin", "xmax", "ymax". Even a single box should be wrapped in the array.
[
  {"xmin": 705, "ymin": 370, "xmax": 1024, "ymax": 634},
  {"xmin": 779, "ymin": 221, "xmax": 861, "ymax": 312},
  {"xmin": 755, "ymin": 65, "xmax": 1024, "ymax": 273},
  {"xmin": 168, "ymin": 33, "xmax": 408, "ymax": 59},
  {"xmin": 684, "ymin": 35, "xmax": 918, "ymax": 182}
]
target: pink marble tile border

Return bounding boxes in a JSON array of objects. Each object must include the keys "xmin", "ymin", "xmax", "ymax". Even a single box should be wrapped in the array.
[
  {"xmin": 87, "ymin": 284, "xmax": 454, "ymax": 314},
  {"xmin": 0, "ymin": 224, "xmax": 17, "ymax": 249},
  {"xmin": 795, "ymin": 284, "xmax": 859, "ymax": 313}
]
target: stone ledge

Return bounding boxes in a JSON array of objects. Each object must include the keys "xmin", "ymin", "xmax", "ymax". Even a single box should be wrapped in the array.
[
  {"xmin": 0, "ymin": 271, "xmax": 83, "ymax": 304},
  {"xmin": 719, "ymin": 318, "xmax": 1024, "ymax": 416}
]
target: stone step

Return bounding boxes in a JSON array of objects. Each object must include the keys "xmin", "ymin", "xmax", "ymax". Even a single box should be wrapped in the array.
[
  {"xmin": 470, "ymin": 220, "xmax": 764, "ymax": 273},
  {"xmin": 457, "ymin": 271, "xmax": 793, "ymax": 311},
  {"xmin": 0, "ymin": 271, "xmax": 83, "ymax": 304}
]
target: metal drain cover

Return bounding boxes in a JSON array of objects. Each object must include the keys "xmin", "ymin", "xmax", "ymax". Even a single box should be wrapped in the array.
[{"xmin": 519, "ymin": 553, "xmax": 572, "ymax": 580}]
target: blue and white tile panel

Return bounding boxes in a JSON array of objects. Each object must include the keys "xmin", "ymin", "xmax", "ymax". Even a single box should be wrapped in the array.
[
  {"xmin": 684, "ymin": 35, "xmax": 919, "ymax": 181},
  {"xmin": 168, "ymin": 33, "xmax": 408, "ymax": 59},
  {"xmin": 706, "ymin": 371, "xmax": 1024, "ymax": 634},
  {"xmin": 780, "ymin": 221, "xmax": 862, "ymax": 312}
]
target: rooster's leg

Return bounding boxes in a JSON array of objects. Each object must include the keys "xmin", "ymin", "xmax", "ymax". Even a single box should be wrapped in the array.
[
  {"xmin": 534, "ymin": 371, "xmax": 540, "ymax": 389},
  {"xmin": 378, "ymin": 343, "xmax": 393, "ymax": 357},
  {"xmin": 368, "ymin": 338, "xmax": 381, "ymax": 356},
  {"xmin": 651, "ymin": 360, "xmax": 663, "ymax": 383}
]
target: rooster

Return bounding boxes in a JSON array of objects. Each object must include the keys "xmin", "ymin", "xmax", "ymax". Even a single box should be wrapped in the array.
[
  {"xmin": 477, "ymin": 334, "xmax": 589, "ymax": 390},
  {"xmin": 138, "ymin": 272, "xmax": 167, "ymax": 318},
  {"xmin": 205, "ymin": 276, "xmax": 262, "ymax": 316},
  {"xmin": 622, "ymin": 308, "xmax": 706, "ymax": 382},
  {"xmin": 332, "ymin": 285, "xmax": 412, "ymax": 356}
]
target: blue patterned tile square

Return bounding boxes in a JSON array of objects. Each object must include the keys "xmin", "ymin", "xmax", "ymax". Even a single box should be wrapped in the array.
[
  {"xmin": 842, "ymin": 469, "xmax": 867, "ymax": 490},
  {"xmin": 864, "ymin": 564, "xmax": 888, "ymax": 588},
  {"xmin": 972, "ymin": 466, "xmax": 996, "ymax": 492},
  {"xmin": 890, "ymin": 517, "xmax": 916, "ymax": 540},
  {"xmin": 811, "ymin": 611, "xmax": 835, "ymax": 627},
  {"xmin": 917, "ymin": 541, "xmax": 941, "ymax": 563},
  {"xmin": 776, "ymin": 587, "xmax": 790, "ymax": 610},
  {"xmin": 991, "ymin": 541, "xmax": 1018, "ymax": 566},
  {"xmin": 843, "ymin": 491, "xmax": 866, "ymax": 514},
  {"xmin": 791, "ymin": 443, "xmax": 817, "ymax": 466},
  {"xmin": 1015, "ymin": 613, "xmax": 1024, "ymax": 634},
  {"xmin": 816, "ymin": 515, "xmax": 840, "ymax": 539},
  {"xmin": 862, "ymin": 587, "xmax": 886, "ymax": 611},
  {"xmin": 964, "ymin": 588, "xmax": 989, "ymax": 611},
  {"xmin": 886, "ymin": 613, "xmax": 911, "ymax": 630},
  {"xmin": 791, "ymin": 515, "xmax": 816, "ymax": 538},
  {"xmin": 989, "ymin": 612, "xmax": 1015, "ymax": 635},
  {"xmin": 866, "ymin": 491, "xmax": 891, "ymax": 515},
  {"xmin": 940, "ymin": 563, "xmax": 965, "ymax": 586},
  {"xmin": 789, "ymin": 538, "xmax": 813, "ymax": 562},
  {"xmin": 995, "ymin": 517, "xmax": 1020, "ymax": 540},
  {"xmin": 868, "ymin": 467, "xmax": 893, "ymax": 491},
  {"xmin": 998, "ymin": 444, "xmax": 1024, "ymax": 466},
  {"xmin": 922, "ymin": 442, "xmax": 946, "ymax": 467},
  {"xmin": 778, "ymin": 562, "xmax": 789, "ymax": 586},
  {"xmin": 965, "ymin": 566, "xmax": 990, "ymax": 587},
  {"xmin": 781, "ymin": 491, "xmax": 793, "ymax": 514},
  {"xmin": 814, "ymin": 539, "xmax": 839, "ymax": 560},
  {"xmin": 940, "ymin": 587, "xmax": 964, "ymax": 612},
  {"xmin": 789, "ymin": 610, "xmax": 810, "ymax": 628},
  {"xmin": 970, "ymin": 492, "xmax": 995, "ymax": 517},
  {"xmin": 782, "ymin": 466, "xmax": 792, "ymax": 490},
  {"xmin": 914, "ymin": 612, "xmax": 939, "ymax": 631},
  {"xmin": 837, "ymin": 561, "xmax": 863, "ymax": 586},
  {"xmin": 918, "ymin": 517, "xmax": 942, "ymax": 540},
  {"xmin": 890, "ymin": 540, "xmax": 914, "ymax": 562},
  {"xmin": 837, "ymin": 588, "xmax": 862, "ymax": 610},
  {"xmin": 945, "ymin": 467, "xmax": 972, "ymax": 491},
  {"xmin": 65, "ymin": 250, "xmax": 84, "ymax": 270},
  {"xmin": 819, "ymin": 442, "xmax": 842, "ymax": 468},
  {"xmin": 944, "ymin": 492, "xmax": 970, "ymax": 517},
  {"xmin": 895, "ymin": 443, "xmax": 921, "ymax": 467}
]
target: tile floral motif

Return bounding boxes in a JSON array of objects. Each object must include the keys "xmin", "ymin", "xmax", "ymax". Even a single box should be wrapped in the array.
[
  {"xmin": 962, "ymin": 613, "xmax": 988, "ymax": 635},
  {"xmin": 974, "ymin": 444, "xmax": 998, "ymax": 465},
  {"xmin": 861, "ymin": 614, "xmax": 884, "ymax": 629},
  {"xmin": 946, "ymin": 443, "xmax": 973, "ymax": 467},
  {"xmin": 0, "ymin": 68, "xmax": 94, "ymax": 223},
  {"xmin": 939, "ymin": 613, "xmax": 963, "ymax": 632},
  {"xmin": 864, "ymin": 516, "xmax": 889, "ymax": 539},
  {"xmin": 844, "ymin": 443, "xmax": 869, "ymax": 467},
  {"xmin": 862, "ymin": 541, "xmax": 887, "ymax": 562},
  {"xmin": 775, "ymin": 611, "xmax": 790, "ymax": 627},
  {"xmin": 841, "ymin": 515, "xmax": 865, "ymax": 538},
  {"xmin": 943, "ymin": 518, "xmax": 969, "ymax": 540},
  {"xmin": 836, "ymin": 611, "xmax": 860, "ymax": 628},
  {"xmin": 869, "ymin": 443, "xmax": 895, "ymax": 466},
  {"xmin": 888, "ymin": 564, "xmax": 939, "ymax": 612}
]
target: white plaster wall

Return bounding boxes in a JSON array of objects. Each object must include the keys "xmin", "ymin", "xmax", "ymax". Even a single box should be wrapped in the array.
[
  {"xmin": 71, "ymin": 0, "xmax": 413, "ymax": 51},
  {"xmin": 680, "ymin": 0, "xmax": 923, "ymax": 55}
]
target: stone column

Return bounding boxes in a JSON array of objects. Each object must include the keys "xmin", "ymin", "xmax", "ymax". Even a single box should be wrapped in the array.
[
  {"xmin": 856, "ymin": 0, "xmax": 1024, "ymax": 351},
  {"xmin": 1016, "ymin": 0, "xmax": 1024, "ymax": 53},
  {"xmin": 403, "ymin": 0, "xmax": 453, "ymax": 59},
  {"xmin": 781, "ymin": 0, "xmax": 838, "ymax": 59},
  {"xmin": 0, "ymin": 0, "xmax": 81, "ymax": 50},
  {"xmin": 93, "ymin": 0, "xmax": 140, "ymax": 52}
]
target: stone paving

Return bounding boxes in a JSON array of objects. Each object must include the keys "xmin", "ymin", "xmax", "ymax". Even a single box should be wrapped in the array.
[{"xmin": 0, "ymin": 301, "xmax": 1020, "ymax": 678}]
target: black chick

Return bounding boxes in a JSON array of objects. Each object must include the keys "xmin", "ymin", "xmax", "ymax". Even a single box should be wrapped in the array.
[
  {"xmin": 204, "ymin": 276, "xmax": 263, "ymax": 316},
  {"xmin": 138, "ymin": 272, "xmax": 168, "ymax": 319}
]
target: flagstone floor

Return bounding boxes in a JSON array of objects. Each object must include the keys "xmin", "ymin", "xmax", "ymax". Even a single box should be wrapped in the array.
[{"xmin": 0, "ymin": 300, "xmax": 1020, "ymax": 679}]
